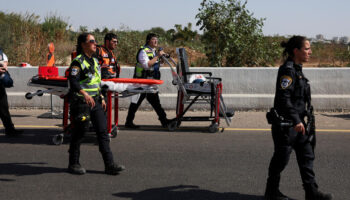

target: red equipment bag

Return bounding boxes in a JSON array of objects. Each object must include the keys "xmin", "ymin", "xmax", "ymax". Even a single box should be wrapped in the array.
[{"xmin": 38, "ymin": 66, "xmax": 59, "ymax": 78}]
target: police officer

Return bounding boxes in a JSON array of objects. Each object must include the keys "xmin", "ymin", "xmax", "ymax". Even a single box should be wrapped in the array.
[
  {"xmin": 264, "ymin": 36, "xmax": 333, "ymax": 200},
  {"xmin": 95, "ymin": 33, "xmax": 120, "ymax": 79},
  {"xmin": 125, "ymin": 33, "xmax": 170, "ymax": 128},
  {"xmin": 67, "ymin": 33, "xmax": 124, "ymax": 175},
  {"xmin": 0, "ymin": 48, "xmax": 22, "ymax": 136}
]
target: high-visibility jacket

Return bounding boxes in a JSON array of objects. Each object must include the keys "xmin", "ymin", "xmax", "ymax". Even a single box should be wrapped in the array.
[
  {"xmin": 46, "ymin": 53, "xmax": 55, "ymax": 66},
  {"xmin": 96, "ymin": 45, "xmax": 120, "ymax": 78},
  {"xmin": 134, "ymin": 46, "xmax": 160, "ymax": 79},
  {"xmin": 73, "ymin": 54, "xmax": 101, "ymax": 97}
]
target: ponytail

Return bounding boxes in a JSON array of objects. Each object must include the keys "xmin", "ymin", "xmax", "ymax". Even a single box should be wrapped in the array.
[
  {"xmin": 281, "ymin": 35, "xmax": 307, "ymax": 61},
  {"xmin": 76, "ymin": 33, "xmax": 90, "ymax": 55}
]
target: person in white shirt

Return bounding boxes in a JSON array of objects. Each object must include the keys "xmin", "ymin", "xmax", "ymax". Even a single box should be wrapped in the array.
[
  {"xmin": 125, "ymin": 33, "xmax": 170, "ymax": 129},
  {"xmin": 0, "ymin": 49, "xmax": 22, "ymax": 136}
]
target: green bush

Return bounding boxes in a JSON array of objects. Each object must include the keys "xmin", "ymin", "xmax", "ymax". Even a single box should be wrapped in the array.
[{"xmin": 196, "ymin": 0, "xmax": 282, "ymax": 67}]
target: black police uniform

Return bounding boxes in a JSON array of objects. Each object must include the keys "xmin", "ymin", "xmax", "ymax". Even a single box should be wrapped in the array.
[
  {"xmin": 67, "ymin": 54, "xmax": 115, "ymax": 172},
  {"xmin": 266, "ymin": 59, "xmax": 318, "ymax": 195},
  {"xmin": 125, "ymin": 47, "xmax": 168, "ymax": 128}
]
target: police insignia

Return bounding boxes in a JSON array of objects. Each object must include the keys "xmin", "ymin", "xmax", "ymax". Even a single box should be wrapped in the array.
[
  {"xmin": 280, "ymin": 75, "xmax": 292, "ymax": 89},
  {"xmin": 71, "ymin": 66, "xmax": 80, "ymax": 76}
]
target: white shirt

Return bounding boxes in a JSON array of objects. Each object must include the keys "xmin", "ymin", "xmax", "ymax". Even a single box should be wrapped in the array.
[
  {"xmin": 0, "ymin": 52, "xmax": 8, "ymax": 62},
  {"xmin": 138, "ymin": 47, "xmax": 156, "ymax": 69}
]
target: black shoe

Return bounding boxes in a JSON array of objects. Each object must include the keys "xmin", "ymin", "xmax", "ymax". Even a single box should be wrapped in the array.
[
  {"xmin": 105, "ymin": 163, "xmax": 125, "ymax": 175},
  {"xmin": 68, "ymin": 164, "xmax": 86, "ymax": 175},
  {"xmin": 125, "ymin": 122, "xmax": 140, "ymax": 129},
  {"xmin": 265, "ymin": 189, "xmax": 289, "ymax": 200},
  {"xmin": 5, "ymin": 129, "xmax": 23, "ymax": 137},
  {"xmin": 161, "ymin": 119, "xmax": 171, "ymax": 128},
  {"xmin": 305, "ymin": 190, "xmax": 333, "ymax": 200}
]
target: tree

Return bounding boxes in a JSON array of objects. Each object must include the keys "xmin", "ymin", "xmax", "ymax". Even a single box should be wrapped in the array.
[
  {"xmin": 42, "ymin": 15, "xmax": 68, "ymax": 41},
  {"xmin": 79, "ymin": 25, "xmax": 88, "ymax": 33},
  {"xmin": 171, "ymin": 23, "xmax": 198, "ymax": 46},
  {"xmin": 102, "ymin": 27, "xmax": 109, "ymax": 34},
  {"xmin": 196, "ymin": 0, "xmax": 267, "ymax": 66}
]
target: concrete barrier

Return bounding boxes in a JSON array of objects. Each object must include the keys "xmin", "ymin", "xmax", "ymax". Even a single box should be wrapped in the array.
[{"xmin": 5, "ymin": 66, "xmax": 350, "ymax": 111}]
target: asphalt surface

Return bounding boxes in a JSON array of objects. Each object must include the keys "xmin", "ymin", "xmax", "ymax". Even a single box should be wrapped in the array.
[{"xmin": 0, "ymin": 109, "xmax": 349, "ymax": 200}]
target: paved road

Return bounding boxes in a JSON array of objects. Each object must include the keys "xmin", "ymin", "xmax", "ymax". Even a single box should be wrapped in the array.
[{"xmin": 0, "ymin": 109, "xmax": 349, "ymax": 200}]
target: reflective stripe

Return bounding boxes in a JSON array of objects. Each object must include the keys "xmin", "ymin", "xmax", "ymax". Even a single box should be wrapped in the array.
[
  {"xmin": 135, "ymin": 46, "xmax": 156, "ymax": 78},
  {"xmin": 81, "ymin": 83, "xmax": 99, "ymax": 89},
  {"xmin": 73, "ymin": 55, "xmax": 101, "ymax": 96}
]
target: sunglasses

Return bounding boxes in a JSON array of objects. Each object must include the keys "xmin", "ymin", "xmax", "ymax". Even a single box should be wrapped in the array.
[{"xmin": 87, "ymin": 39, "xmax": 96, "ymax": 44}]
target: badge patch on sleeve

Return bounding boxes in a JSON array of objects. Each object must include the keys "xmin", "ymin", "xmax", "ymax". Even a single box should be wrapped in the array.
[
  {"xmin": 280, "ymin": 75, "xmax": 292, "ymax": 89},
  {"xmin": 71, "ymin": 66, "xmax": 80, "ymax": 76}
]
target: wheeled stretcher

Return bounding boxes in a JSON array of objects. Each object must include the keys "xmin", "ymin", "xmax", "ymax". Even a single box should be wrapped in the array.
[
  {"xmin": 26, "ymin": 66, "xmax": 163, "ymax": 144},
  {"xmin": 162, "ymin": 48, "xmax": 234, "ymax": 133}
]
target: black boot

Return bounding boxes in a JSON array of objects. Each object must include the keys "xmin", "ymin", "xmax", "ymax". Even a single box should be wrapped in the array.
[
  {"xmin": 5, "ymin": 127, "xmax": 23, "ymax": 137},
  {"xmin": 264, "ymin": 188, "xmax": 289, "ymax": 200},
  {"xmin": 68, "ymin": 164, "xmax": 86, "ymax": 175},
  {"xmin": 125, "ymin": 121, "xmax": 140, "ymax": 129},
  {"xmin": 304, "ymin": 184, "xmax": 333, "ymax": 200},
  {"xmin": 160, "ymin": 118, "xmax": 170, "ymax": 128},
  {"xmin": 105, "ymin": 163, "xmax": 125, "ymax": 175},
  {"xmin": 265, "ymin": 176, "xmax": 289, "ymax": 200},
  {"xmin": 125, "ymin": 103, "xmax": 140, "ymax": 129},
  {"xmin": 68, "ymin": 149, "xmax": 85, "ymax": 175}
]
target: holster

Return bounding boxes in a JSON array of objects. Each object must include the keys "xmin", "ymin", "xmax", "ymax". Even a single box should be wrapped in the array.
[{"xmin": 69, "ymin": 95, "xmax": 92, "ymax": 131}]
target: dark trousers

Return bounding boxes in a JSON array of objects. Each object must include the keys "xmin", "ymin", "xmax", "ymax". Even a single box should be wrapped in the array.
[
  {"xmin": 0, "ymin": 85, "xmax": 14, "ymax": 130},
  {"xmin": 267, "ymin": 124, "xmax": 316, "ymax": 189},
  {"xmin": 126, "ymin": 93, "xmax": 167, "ymax": 124},
  {"xmin": 68, "ymin": 99, "xmax": 114, "ymax": 166}
]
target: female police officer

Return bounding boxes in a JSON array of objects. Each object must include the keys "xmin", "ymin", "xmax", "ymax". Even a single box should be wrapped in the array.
[
  {"xmin": 67, "ymin": 33, "xmax": 124, "ymax": 175},
  {"xmin": 264, "ymin": 36, "xmax": 333, "ymax": 200}
]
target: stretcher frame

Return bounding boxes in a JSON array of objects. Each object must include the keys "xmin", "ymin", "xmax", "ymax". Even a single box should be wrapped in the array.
[
  {"xmin": 162, "ymin": 48, "xmax": 233, "ymax": 133},
  {"xmin": 26, "ymin": 75, "xmax": 162, "ymax": 145}
]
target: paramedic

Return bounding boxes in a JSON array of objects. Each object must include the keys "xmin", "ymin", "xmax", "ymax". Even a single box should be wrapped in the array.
[
  {"xmin": 95, "ymin": 32, "xmax": 120, "ymax": 79},
  {"xmin": 67, "ymin": 33, "xmax": 124, "ymax": 175},
  {"xmin": 125, "ymin": 33, "xmax": 170, "ymax": 129},
  {"xmin": 0, "ymin": 49, "xmax": 22, "ymax": 136}
]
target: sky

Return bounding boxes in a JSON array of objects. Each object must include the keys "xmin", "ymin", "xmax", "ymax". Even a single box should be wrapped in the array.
[{"xmin": 1, "ymin": 0, "xmax": 349, "ymax": 39}]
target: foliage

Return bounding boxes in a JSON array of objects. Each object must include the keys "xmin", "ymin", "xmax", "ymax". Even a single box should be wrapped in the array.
[
  {"xmin": 196, "ymin": 0, "xmax": 280, "ymax": 67},
  {"xmin": 0, "ymin": 11, "xmax": 349, "ymax": 67},
  {"xmin": 311, "ymin": 42, "xmax": 350, "ymax": 67},
  {"xmin": 0, "ymin": 12, "xmax": 47, "ymax": 65},
  {"xmin": 42, "ymin": 14, "xmax": 68, "ymax": 42}
]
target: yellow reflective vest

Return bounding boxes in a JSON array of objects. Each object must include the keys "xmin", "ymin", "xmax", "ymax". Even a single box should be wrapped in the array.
[
  {"xmin": 73, "ymin": 54, "xmax": 101, "ymax": 96},
  {"xmin": 134, "ymin": 46, "xmax": 157, "ymax": 78}
]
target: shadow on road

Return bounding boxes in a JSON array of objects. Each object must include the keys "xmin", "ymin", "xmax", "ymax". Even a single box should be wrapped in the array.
[
  {"xmin": 113, "ymin": 185, "xmax": 263, "ymax": 200},
  {"xmin": 120, "ymin": 125, "xmax": 218, "ymax": 134},
  {"xmin": 0, "ymin": 129, "xmax": 101, "ymax": 145},
  {"xmin": 0, "ymin": 162, "xmax": 66, "ymax": 177},
  {"xmin": 321, "ymin": 113, "xmax": 350, "ymax": 120},
  {"xmin": 10, "ymin": 114, "xmax": 31, "ymax": 118},
  {"xmin": 0, "ymin": 129, "xmax": 62, "ymax": 145}
]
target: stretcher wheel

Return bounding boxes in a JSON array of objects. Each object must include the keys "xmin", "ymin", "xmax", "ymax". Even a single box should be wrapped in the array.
[
  {"xmin": 110, "ymin": 126, "xmax": 118, "ymax": 138},
  {"xmin": 25, "ymin": 92, "xmax": 33, "ymax": 100},
  {"xmin": 208, "ymin": 123, "xmax": 219, "ymax": 133},
  {"xmin": 168, "ymin": 120, "xmax": 178, "ymax": 132},
  {"xmin": 37, "ymin": 90, "xmax": 43, "ymax": 96},
  {"xmin": 52, "ymin": 133, "xmax": 64, "ymax": 145}
]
